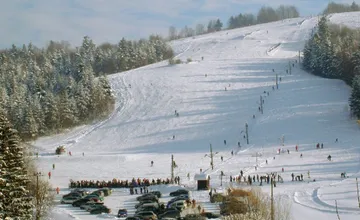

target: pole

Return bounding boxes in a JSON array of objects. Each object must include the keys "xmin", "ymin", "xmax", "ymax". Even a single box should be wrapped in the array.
[
  {"xmin": 298, "ymin": 51, "xmax": 301, "ymax": 64},
  {"xmin": 270, "ymin": 177, "xmax": 274, "ymax": 220},
  {"xmin": 245, "ymin": 123, "xmax": 249, "ymax": 144},
  {"xmin": 34, "ymin": 172, "xmax": 40, "ymax": 220},
  {"xmin": 260, "ymin": 96, "xmax": 263, "ymax": 114},
  {"xmin": 220, "ymin": 172, "xmax": 223, "ymax": 187},
  {"xmin": 289, "ymin": 61, "xmax": 292, "ymax": 75},
  {"xmin": 171, "ymin": 155, "xmax": 174, "ymax": 183},
  {"xmin": 356, "ymin": 177, "xmax": 360, "ymax": 208},
  {"xmin": 276, "ymin": 74, "xmax": 278, "ymax": 89},
  {"xmin": 256, "ymin": 152, "xmax": 258, "ymax": 167},
  {"xmin": 210, "ymin": 144, "xmax": 214, "ymax": 170}
]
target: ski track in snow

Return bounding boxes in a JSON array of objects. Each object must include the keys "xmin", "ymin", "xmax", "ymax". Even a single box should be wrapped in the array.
[{"xmin": 33, "ymin": 13, "xmax": 360, "ymax": 220}]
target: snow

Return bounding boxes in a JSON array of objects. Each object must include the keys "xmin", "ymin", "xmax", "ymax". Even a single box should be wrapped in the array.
[
  {"xmin": 32, "ymin": 13, "xmax": 360, "ymax": 220},
  {"xmin": 328, "ymin": 12, "xmax": 360, "ymax": 29}
]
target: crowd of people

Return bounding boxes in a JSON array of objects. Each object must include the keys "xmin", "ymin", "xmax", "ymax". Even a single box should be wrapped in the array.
[{"xmin": 69, "ymin": 176, "xmax": 181, "ymax": 188}]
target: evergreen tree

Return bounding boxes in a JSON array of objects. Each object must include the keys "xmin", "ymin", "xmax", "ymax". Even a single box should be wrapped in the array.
[
  {"xmin": 349, "ymin": 76, "xmax": 360, "ymax": 118},
  {"xmin": 0, "ymin": 114, "xmax": 33, "ymax": 219}
]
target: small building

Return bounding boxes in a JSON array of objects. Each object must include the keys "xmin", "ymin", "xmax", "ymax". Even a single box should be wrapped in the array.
[{"xmin": 194, "ymin": 173, "xmax": 210, "ymax": 190}]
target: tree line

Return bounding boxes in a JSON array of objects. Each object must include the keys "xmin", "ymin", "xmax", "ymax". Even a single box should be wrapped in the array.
[
  {"xmin": 302, "ymin": 16, "xmax": 360, "ymax": 118},
  {"xmin": 323, "ymin": 1, "xmax": 360, "ymax": 14},
  {"xmin": 168, "ymin": 4, "xmax": 299, "ymax": 40},
  {"xmin": 0, "ymin": 35, "xmax": 173, "ymax": 141}
]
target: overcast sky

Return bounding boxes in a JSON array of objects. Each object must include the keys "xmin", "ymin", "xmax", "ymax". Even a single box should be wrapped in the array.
[{"xmin": 0, "ymin": 0, "xmax": 357, "ymax": 48}]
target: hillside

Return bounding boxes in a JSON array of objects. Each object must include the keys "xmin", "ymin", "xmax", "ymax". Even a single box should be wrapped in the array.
[{"xmin": 33, "ymin": 13, "xmax": 360, "ymax": 220}]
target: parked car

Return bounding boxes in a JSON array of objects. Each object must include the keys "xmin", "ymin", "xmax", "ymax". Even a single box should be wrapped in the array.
[
  {"xmin": 72, "ymin": 198, "xmax": 97, "ymax": 207},
  {"xmin": 89, "ymin": 205, "xmax": 111, "ymax": 214},
  {"xmin": 83, "ymin": 194, "xmax": 104, "ymax": 201},
  {"xmin": 136, "ymin": 205, "xmax": 160, "ymax": 215},
  {"xmin": 148, "ymin": 191, "xmax": 162, "ymax": 198},
  {"xmin": 158, "ymin": 209, "xmax": 181, "ymax": 219},
  {"xmin": 169, "ymin": 200, "xmax": 187, "ymax": 211},
  {"xmin": 135, "ymin": 200, "xmax": 157, "ymax": 209},
  {"xmin": 70, "ymin": 189, "xmax": 90, "ymax": 196},
  {"xmin": 125, "ymin": 217, "xmax": 140, "ymax": 220},
  {"xmin": 61, "ymin": 196, "xmax": 80, "ymax": 204},
  {"xmin": 167, "ymin": 195, "xmax": 189, "ymax": 206},
  {"xmin": 86, "ymin": 204, "xmax": 107, "ymax": 212},
  {"xmin": 62, "ymin": 192, "xmax": 82, "ymax": 199},
  {"xmin": 201, "ymin": 212, "xmax": 221, "ymax": 219},
  {"xmin": 136, "ymin": 194, "xmax": 159, "ymax": 202},
  {"xmin": 169, "ymin": 189, "xmax": 189, "ymax": 197},
  {"xmin": 80, "ymin": 201, "xmax": 104, "ymax": 210},
  {"xmin": 89, "ymin": 190, "xmax": 105, "ymax": 197},
  {"xmin": 94, "ymin": 188, "xmax": 112, "ymax": 196},
  {"xmin": 134, "ymin": 211, "xmax": 158, "ymax": 220},
  {"xmin": 117, "ymin": 209, "xmax": 128, "ymax": 218}
]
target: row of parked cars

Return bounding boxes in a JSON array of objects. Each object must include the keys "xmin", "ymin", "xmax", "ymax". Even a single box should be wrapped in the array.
[
  {"xmin": 122, "ymin": 188, "xmax": 212, "ymax": 220},
  {"xmin": 60, "ymin": 188, "xmax": 113, "ymax": 215}
]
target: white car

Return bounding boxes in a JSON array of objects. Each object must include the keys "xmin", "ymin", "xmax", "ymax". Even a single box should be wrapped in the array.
[{"xmin": 170, "ymin": 200, "xmax": 187, "ymax": 211}]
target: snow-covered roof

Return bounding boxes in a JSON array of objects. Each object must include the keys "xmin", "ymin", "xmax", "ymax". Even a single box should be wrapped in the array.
[{"xmin": 194, "ymin": 173, "xmax": 209, "ymax": 181}]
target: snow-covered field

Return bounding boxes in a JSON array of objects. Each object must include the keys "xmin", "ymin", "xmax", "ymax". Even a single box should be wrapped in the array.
[{"xmin": 33, "ymin": 13, "xmax": 360, "ymax": 220}]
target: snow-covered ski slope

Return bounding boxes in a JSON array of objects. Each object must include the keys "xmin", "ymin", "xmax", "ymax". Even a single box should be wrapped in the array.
[{"xmin": 34, "ymin": 13, "xmax": 360, "ymax": 220}]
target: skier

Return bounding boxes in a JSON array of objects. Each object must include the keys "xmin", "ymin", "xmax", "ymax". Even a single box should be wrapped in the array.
[
  {"xmin": 69, "ymin": 151, "xmax": 72, "ymax": 156},
  {"xmin": 295, "ymin": 145, "xmax": 298, "ymax": 151},
  {"xmin": 238, "ymin": 142, "xmax": 241, "ymax": 148},
  {"xmin": 224, "ymin": 140, "xmax": 226, "ymax": 145},
  {"xmin": 321, "ymin": 143, "xmax": 323, "ymax": 149},
  {"xmin": 291, "ymin": 173, "xmax": 294, "ymax": 181},
  {"xmin": 225, "ymin": 87, "xmax": 227, "ymax": 91},
  {"xmin": 266, "ymin": 160, "xmax": 268, "ymax": 164},
  {"xmin": 151, "ymin": 161, "xmax": 154, "ymax": 167},
  {"xmin": 52, "ymin": 164, "xmax": 55, "ymax": 170},
  {"xmin": 327, "ymin": 155, "xmax": 332, "ymax": 161},
  {"xmin": 253, "ymin": 115, "xmax": 255, "ymax": 119},
  {"xmin": 335, "ymin": 138, "xmax": 338, "ymax": 143},
  {"xmin": 221, "ymin": 156, "xmax": 223, "ymax": 162},
  {"xmin": 300, "ymin": 153, "xmax": 303, "ymax": 158},
  {"xmin": 173, "ymin": 135, "xmax": 175, "ymax": 140},
  {"xmin": 56, "ymin": 187, "xmax": 60, "ymax": 194},
  {"xmin": 231, "ymin": 150, "xmax": 234, "ymax": 156},
  {"xmin": 187, "ymin": 173, "xmax": 190, "ymax": 180},
  {"xmin": 48, "ymin": 171, "xmax": 51, "ymax": 179}
]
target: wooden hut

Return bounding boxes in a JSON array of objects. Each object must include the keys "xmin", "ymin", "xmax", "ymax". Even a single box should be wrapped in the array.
[{"xmin": 194, "ymin": 173, "xmax": 210, "ymax": 190}]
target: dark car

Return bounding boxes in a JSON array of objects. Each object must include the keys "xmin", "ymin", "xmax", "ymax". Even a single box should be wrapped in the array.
[
  {"xmin": 169, "ymin": 189, "xmax": 189, "ymax": 197},
  {"xmin": 89, "ymin": 205, "xmax": 111, "ymax": 214},
  {"xmin": 134, "ymin": 211, "xmax": 158, "ymax": 220},
  {"xmin": 62, "ymin": 192, "xmax": 82, "ymax": 199},
  {"xmin": 136, "ymin": 203, "xmax": 160, "ymax": 214},
  {"xmin": 137, "ymin": 194, "xmax": 159, "ymax": 202},
  {"xmin": 71, "ymin": 189, "xmax": 90, "ymax": 196},
  {"xmin": 94, "ymin": 188, "xmax": 112, "ymax": 196},
  {"xmin": 117, "ymin": 209, "xmax": 128, "ymax": 217},
  {"xmin": 201, "ymin": 212, "xmax": 221, "ymax": 219},
  {"xmin": 158, "ymin": 209, "xmax": 181, "ymax": 219},
  {"xmin": 149, "ymin": 191, "xmax": 162, "ymax": 198},
  {"xmin": 125, "ymin": 217, "xmax": 140, "ymax": 220},
  {"xmin": 72, "ymin": 198, "xmax": 96, "ymax": 207}
]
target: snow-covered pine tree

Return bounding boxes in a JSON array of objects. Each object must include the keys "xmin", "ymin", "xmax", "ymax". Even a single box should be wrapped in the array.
[
  {"xmin": 349, "ymin": 75, "xmax": 360, "ymax": 118},
  {"xmin": 0, "ymin": 114, "xmax": 33, "ymax": 219}
]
